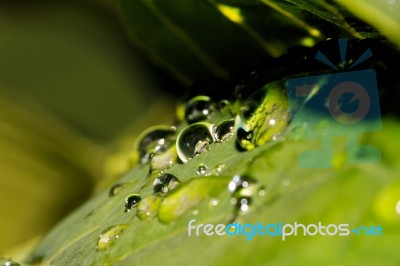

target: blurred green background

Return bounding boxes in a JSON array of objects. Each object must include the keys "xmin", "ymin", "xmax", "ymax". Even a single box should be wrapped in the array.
[{"xmin": 0, "ymin": 0, "xmax": 178, "ymax": 254}]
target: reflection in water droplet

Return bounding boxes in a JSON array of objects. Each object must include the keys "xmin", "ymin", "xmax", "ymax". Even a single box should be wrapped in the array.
[
  {"xmin": 396, "ymin": 201, "xmax": 400, "ymax": 215},
  {"xmin": 137, "ymin": 126, "xmax": 176, "ymax": 164},
  {"xmin": 3, "ymin": 261, "xmax": 20, "ymax": 266},
  {"xmin": 196, "ymin": 164, "xmax": 208, "ymax": 176},
  {"xmin": 97, "ymin": 224, "xmax": 127, "ymax": 251},
  {"xmin": 176, "ymin": 122, "xmax": 216, "ymax": 163},
  {"xmin": 125, "ymin": 194, "xmax": 142, "ymax": 212},
  {"xmin": 192, "ymin": 209, "xmax": 199, "ymax": 216},
  {"xmin": 153, "ymin": 174, "xmax": 180, "ymax": 194},
  {"xmin": 137, "ymin": 195, "xmax": 162, "ymax": 220},
  {"xmin": 185, "ymin": 96, "xmax": 215, "ymax": 123},
  {"xmin": 215, "ymin": 119, "xmax": 235, "ymax": 141},
  {"xmin": 109, "ymin": 183, "xmax": 129, "ymax": 197}
]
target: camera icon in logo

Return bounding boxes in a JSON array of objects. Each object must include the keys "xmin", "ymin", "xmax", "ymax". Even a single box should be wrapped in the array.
[{"xmin": 286, "ymin": 39, "xmax": 382, "ymax": 168}]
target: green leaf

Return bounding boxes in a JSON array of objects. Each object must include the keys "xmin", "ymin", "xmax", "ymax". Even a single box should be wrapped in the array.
[
  {"xmin": 21, "ymin": 116, "xmax": 400, "ymax": 265},
  {"xmin": 336, "ymin": 0, "xmax": 400, "ymax": 46},
  {"xmin": 117, "ymin": 0, "xmax": 385, "ymax": 85}
]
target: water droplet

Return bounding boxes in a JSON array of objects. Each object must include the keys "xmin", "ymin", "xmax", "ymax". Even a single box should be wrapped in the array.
[
  {"xmin": 158, "ymin": 176, "xmax": 228, "ymax": 222},
  {"xmin": 215, "ymin": 119, "xmax": 235, "ymax": 141},
  {"xmin": 97, "ymin": 224, "xmax": 127, "ymax": 251},
  {"xmin": 282, "ymin": 179, "xmax": 291, "ymax": 186},
  {"xmin": 236, "ymin": 127, "xmax": 254, "ymax": 150},
  {"xmin": 229, "ymin": 175, "xmax": 257, "ymax": 214},
  {"xmin": 150, "ymin": 145, "xmax": 178, "ymax": 171},
  {"xmin": 184, "ymin": 96, "xmax": 215, "ymax": 123},
  {"xmin": 137, "ymin": 195, "xmax": 162, "ymax": 220},
  {"xmin": 236, "ymin": 196, "xmax": 251, "ymax": 212},
  {"xmin": 209, "ymin": 198, "xmax": 219, "ymax": 208},
  {"xmin": 258, "ymin": 186, "xmax": 266, "ymax": 197},
  {"xmin": 176, "ymin": 122, "xmax": 217, "ymax": 163},
  {"xmin": 213, "ymin": 163, "xmax": 225, "ymax": 175},
  {"xmin": 137, "ymin": 126, "xmax": 176, "ymax": 164},
  {"xmin": 153, "ymin": 173, "xmax": 180, "ymax": 194},
  {"xmin": 235, "ymin": 83, "xmax": 289, "ymax": 150},
  {"xmin": 125, "ymin": 194, "xmax": 142, "ymax": 212},
  {"xmin": 228, "ymin": 175, "xmax": 257, "ymax": 195},
  {"xmin": 396, "ymin": 201, "xmax": 400, "ymax": 215},
  {"xmin": 217, "ymin": 99, "xmax": 232, "ymax": 114},
  {"xmin": 109, "ymin": 183, "xmax": 129, "ymax": 197},
  {"xmin": 3, "ymin": 261, "xmax": 20, "ymax": 266},
  {"xmin": 196, "ymin": 164, "xmax": 208, "ymax": 176}
]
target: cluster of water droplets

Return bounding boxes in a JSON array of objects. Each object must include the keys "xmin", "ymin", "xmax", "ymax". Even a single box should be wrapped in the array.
[{"xmin": 100, "ymin": 85, "xmax": 288, "ymax": 250}]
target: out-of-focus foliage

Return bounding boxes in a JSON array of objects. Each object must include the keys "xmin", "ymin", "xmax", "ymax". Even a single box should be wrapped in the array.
[
  {"xmin": 0, "ymin": 0, "xmax": 399, "ymax": 265},
  {"xmin": 0, "ymin": 89, "xmax": 103, "ymax": 253},
  {"xmin": 0, "ymin": 1, "xmax": 172, "ymax": 141},
  {"xmin": 0, "ymin": 0, "xmax": 175, "ymax": 256},
  {"xmin": 118, "ymin": 0, "xmax": 390, "ymax": 85},
  {"xmin": 336, "ymin": 0, "xmax": 400, "ymax": 46}
]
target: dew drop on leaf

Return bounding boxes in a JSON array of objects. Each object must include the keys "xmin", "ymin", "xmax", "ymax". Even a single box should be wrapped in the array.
[
  {"xmin": 213, "ymin": 163, "xmax": 225, "ymax": 175},
  {"xmin": 236, "ymin": 196, "xmax": 252, "ymax": 212},
  {"xmin": 125, "ymin": 194, "xmax": 142, "ymax": 212},
  {"xmin": 176, "ymin": 122, "xmax": 217, "ymax": 163},
  {"xmin": 282, "ymin": 179, "xmax": 291, "ymax": 187},
  {"xmin": 137, "ymin": 195, "xmax": 162, "ymax": 220},
  {"xmin": 109, "ymin": 183, "xmax": 129, "ymax": 197},
  {"xmin": 229, "ymin": 175, "xmax": 257, "ymax": 214},
  {"xmin": 228, "ymin": 175, "xmax": 257, "ymax": 195},
  {"xmin": 215, "ymin": 119, "xmax": 235, "ymax": 141},
  {"xmin": 97, "ymin": 224, "xmax": 127, "ymax": 251},
  {"xmin": 184, "ymin": 95, "xmax": 215, "ymax": 124},
  {"xmin": 235, "ymin": 83, "xmax": 289, "ymax": 150},
  {"xmin": 196, "ymin": 163, "xmax": 208, "ymax": 176},
  {"xmin": 258, "ymin": 186, "xmax": 267, "ymax": 197},
  {"xmin": 3, "ymin": 261, "xmax": 20, "ymax": 266},
  {"xmin": 217, "ymin": 99, "xmax": 232, "ymax": 114},
  {"xmin": 150, "ymin": 145, "xmax": 178, "ymax": 171},
  {"xmin": 153, "ymin": 173, "xmax": 180, "ymax": 194},
  {"xmin": 208, "ymin": 198, "xmax": 219, "ymax": 208},
  {"xmin": 137, "ymin": 126, "xmax": 176, "ymax": 164}
]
